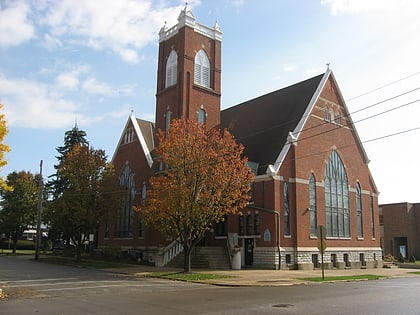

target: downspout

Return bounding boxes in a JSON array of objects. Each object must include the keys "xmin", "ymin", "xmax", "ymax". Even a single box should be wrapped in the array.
[{"xmin": 248, "ymin": 204, "xmax": 281, "ymax": 270}]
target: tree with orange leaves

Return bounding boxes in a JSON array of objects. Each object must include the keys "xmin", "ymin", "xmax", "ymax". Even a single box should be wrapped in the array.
[
  {"xmin": 137, "ymin": 119, "xmax": 254, "ymax": 273},
  {"xmin": 0, "ymin": 104, "xmax": 11, "ymax": 190}
]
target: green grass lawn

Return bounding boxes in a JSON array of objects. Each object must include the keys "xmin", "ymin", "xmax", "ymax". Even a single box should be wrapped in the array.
[
  {"xmin": 0, "ymin": 249, "xmax": 36, "ymax": 255},
  {"xmin": 301, "ymin": 274, "xmax": 386, "ymax": 282},
  {"xmin": 149, "ymin": 271, "xmax": 231, "ymax": 282},
  {"xmin": 408, "ymin": 271, "xmax": 420, "ymax": 275}
]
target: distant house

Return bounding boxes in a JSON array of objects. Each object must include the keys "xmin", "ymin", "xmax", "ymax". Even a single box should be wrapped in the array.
[
  {"xmin": 97, "ymin": 5, "xmax": 382, "ymax": 270},
  {"xmin": 379, "ymin": 202, "xmax": 420, "ymax": 260}
]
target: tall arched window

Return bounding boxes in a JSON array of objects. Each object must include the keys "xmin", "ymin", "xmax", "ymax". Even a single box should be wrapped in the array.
[
  {"xmin": 356, "ymin": 183, "xmax": 363, "ymax": 238},
  {"xmin": 194, "ymin": 49, "xmax": 210, "ymax": 88},
  {"xmin": 116, "ymin": 165, "xmax": 135, "ymax": 238},
  {"xmin": 309, "ymin": 173, "xmax": 317, "ymax": 236},
  {"xmin": 198, "ymin": 108, "xmax": 206, "ymax": 124},
  {"xmin": 283, "ymin": 182, "xmax": 290, "ymax": 236},
  {"xmin": 324, "ymin": 150, "xmax": 350, "ymax": 237},
  {"xmin": 165, "ymin": 50, "xmax": 177, "ymax": 88},
  {"xmin": 165, "ymin": 108, "xmax": 172, "ymax": 130}
]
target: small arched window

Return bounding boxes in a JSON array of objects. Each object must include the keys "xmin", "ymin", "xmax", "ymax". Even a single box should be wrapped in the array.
[
  {"xmin": 238, "ymin": 215, "xmax": 244, "ymax": 236},
  {"xmin": 283, "ymin": 182, "xmax": 290, "ymax": 236},
  {"xmin": 198, "ymin": 108, "xmax": 206, "ymax": 124},
  {"xmin": 254, "ymin": 213, "xmax": 260, "ymax": 235},
  {"xmin": 324, "ymin": 106, "xmax": 329, "ymax": 121},
  {"xmin": 141, "ymin": 181, "xmax": 147, "ymax": 201},
  {"xmin": 356, "ymin": 183, "xmax": 363, "ymax": 238},
  {"xmin": 246, "ymin": 215, "xmax": 253, "ymax": 235},
  {"xmin": 165, "ymin": 50, "xmax": 177, "ymax": 88},
  {"xmin": 335, "ymin": 111, "xmax": 342, "ymax": 125},
  {"xmin": 194, "ymin": 49, "xmax": 210, "ymax": 88},
  {"xmin": 329, "ymin": 109, "xmax": 335, "ymax": 122}
]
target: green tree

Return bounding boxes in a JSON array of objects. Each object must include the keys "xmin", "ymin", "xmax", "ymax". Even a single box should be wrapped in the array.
[
  {"xmin": 0, "ymin": 104, "xmax": 11, "ymax": 190},
  {"xmin": 0, "ymin": 171, "xmax": 39, "ymax": 253},
  {"xmin": 48, "ymin": 125, "xmax": 89, "ymax": 196},
  {"xmin": 50, "ymin": 144, "xmax": 121, "ymax": 260},
  {"xmin": 137, "ymin": 119, "xmax": 254, "ymax": 273},
  {"xmin": 45, "ymin": 125, "xmax": 89, "ymax": 243}
]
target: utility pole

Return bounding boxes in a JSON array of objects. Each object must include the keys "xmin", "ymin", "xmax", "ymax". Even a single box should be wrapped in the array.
[{"xmin": 35, "ymin": 160, "xmax": 43, "ymax": 260}]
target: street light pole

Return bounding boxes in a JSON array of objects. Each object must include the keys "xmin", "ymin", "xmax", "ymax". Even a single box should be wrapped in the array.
[{"xmin": 35, "ymin": 160, "xmax": 43, "ymax": 260}]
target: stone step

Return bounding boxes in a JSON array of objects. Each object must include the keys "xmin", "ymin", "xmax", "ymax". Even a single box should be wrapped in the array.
[
  {"xmin": 383, "ymin": 261, "xmax": 399, "ymax": 268},
  {"xmin": 166, "ymin": 246, "xmax": 230, "ymax": 269}
]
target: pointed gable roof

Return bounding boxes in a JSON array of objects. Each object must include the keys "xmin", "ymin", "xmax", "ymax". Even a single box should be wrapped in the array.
[
  {"xmin": 221, "ymin": 73, "xmax": 325, "ymax": 175},
  {"xmin": 112, "ymin": 113, "xmax": 155, "ymax": 168}
]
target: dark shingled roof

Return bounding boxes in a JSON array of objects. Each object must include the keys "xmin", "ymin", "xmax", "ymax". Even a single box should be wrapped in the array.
[
  {"xmin": 136, "ymin": 118, "xmax": 155, "ymax": 152},
  {"xmin": 221, "ymin": 73, "xmax": 324, "ymax": 175}
]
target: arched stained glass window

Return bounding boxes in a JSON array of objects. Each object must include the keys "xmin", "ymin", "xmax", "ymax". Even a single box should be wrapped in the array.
[
  {"xmin": 324, "ymin": 150, "xmax": 350, "ymax": 237},
  {"xmin": 165, "ymin": 50, "xmax": 177, "ymax": 88},
  {"xmin": 356, "ymin": 183, "xmax": 363, "ymax": 238},
  {"xmin": 194, "ymin": 49, "xmax": 210, "ymax": 88},
  {"xmin": 116, "ymin": 165, "xmax": 135, "ymax": 238},
  {"xmin": 309, "ymin": 173, "xmax": 317, "ymax": 236},
  {"xmin": 284, "ymin": 182, "xmax": 290, "ymax": 236}
]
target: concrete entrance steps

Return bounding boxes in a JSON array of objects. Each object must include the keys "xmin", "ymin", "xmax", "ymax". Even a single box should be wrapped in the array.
[
  {"xmin": 383, "ymin": 261, "xmax": 399, "ymax": 268},
  {"xmin": 166, "ymin": 246, "xmax": 231, "ymax": 269}
]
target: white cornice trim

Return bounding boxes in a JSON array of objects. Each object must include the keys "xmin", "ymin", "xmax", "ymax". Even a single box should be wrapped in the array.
[
  {"xmin": 159, "ymin": 8, "xmax": 222, "ymax": 42},
  {"xmin": 268, "ymin": 70, "xmax": 331, "ymax": 176}
]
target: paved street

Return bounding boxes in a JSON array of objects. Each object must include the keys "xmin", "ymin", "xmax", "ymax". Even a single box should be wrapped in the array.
[{"xmin": 1, "ymin": 255, "xmax": 420, "ymax": 314}]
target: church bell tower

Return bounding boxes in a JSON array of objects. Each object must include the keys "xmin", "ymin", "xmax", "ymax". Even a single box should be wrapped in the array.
[{"xmin": 155, "ymin": 4, "xmax": 222, "ymax": 131}]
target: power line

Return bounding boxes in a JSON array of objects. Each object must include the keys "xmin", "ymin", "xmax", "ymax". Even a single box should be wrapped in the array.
[
  {"xmin": 350, "ymin": 87, "xmax": 420, "ymax": 115},
  {"xmin": 297, "ymin": 98, "xmax": 420, "ymax": 143},
  {"xmin": 234, "ymin": 84, "xmax": 420, "ymax": 143},
  {"xmin": 346, "ymin": 71, "xmax": 420, "ymax": 102},
  {"xmin": 265, "ymin": 124, "xmax": 420, "ymax": 168}
]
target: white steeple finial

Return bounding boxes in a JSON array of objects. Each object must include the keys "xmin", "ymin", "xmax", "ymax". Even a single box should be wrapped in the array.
[
  {"xmin": 214, "ymin": 20, "xmax": 221, "ymax": 32},
  {"xmin": 326, "ymin": 62, "xmax": 331, "ymax": 70}
]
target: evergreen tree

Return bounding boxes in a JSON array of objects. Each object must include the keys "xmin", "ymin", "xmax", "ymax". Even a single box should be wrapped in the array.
[
  {"xmin": 45, "ymin": 125, "xmax": 89, "ymax": 243},
  {"xmin": 48, "ymin": 125, "xmax": 88, "ymax": 196}
]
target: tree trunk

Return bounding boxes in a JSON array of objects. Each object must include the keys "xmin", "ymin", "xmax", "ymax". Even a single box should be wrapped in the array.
[
  {"xmin": 76, "ymin": 243, "xmax": 82, "ymax": 261},
  {"xmin": 75, "ymin": 233, "xmax": 82, "ymax": 261},
  {"xmin": 183, "ymin": 246, "xmax": 192, "ymax": 273},
  {"xmin": 12, "ymin": 234, "xmax": 18, "ymax": 254}
]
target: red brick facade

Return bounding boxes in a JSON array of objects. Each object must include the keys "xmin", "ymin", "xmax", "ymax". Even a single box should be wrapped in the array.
[
  {"xmin": 98, "ymin": 7, "xmax": 382, "ymax": 270},
  {"xmin": 380, "ymin": 203, "xmax": 420, "ymax": 260}
]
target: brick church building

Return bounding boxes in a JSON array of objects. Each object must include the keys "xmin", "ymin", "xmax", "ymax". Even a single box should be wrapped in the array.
[{"xmin": 98, "ymin": 6, "xmax": 383, "ymax": 270}]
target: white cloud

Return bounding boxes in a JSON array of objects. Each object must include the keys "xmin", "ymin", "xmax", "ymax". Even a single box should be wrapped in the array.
[
  {"xmin": 39, "ymin": 0, "xmax": 183, "ymax": 63},
  {"xmin": 117, "ymin": 48, "xmax": 139, "ymax": 64},
  {"xmin": 283, "ymin": 65, "xmax": 296, "ymax": 72},
  {"xmin": 0, "ymin": 1, "xmax": 35, "ymax": 47},
  {"xmin": 42, "ymin": 33, "xmax": 63, "ymax": 50},
  {"xmin": 56, "ymin": 73, "xmax": 79, "ymax": 89},
  {"xmin": 0, "ymin": 75, "xmax": 80, "ymax": 129},
  {"xmin": 55, "ymin": 65, "xmax": 89, "ymax": 89},
  {"xmin": 82, "ymin": 78, "xmax": 118, "ymax": 97},
  {"xmin": 321, "ymin": 0, "xmax": 415, "ymax": 15}
]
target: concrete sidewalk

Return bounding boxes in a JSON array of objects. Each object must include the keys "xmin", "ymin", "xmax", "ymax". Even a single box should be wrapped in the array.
[{"xmin": 107, "ymin": 265, "xmax": 420, "ymax": 286}]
